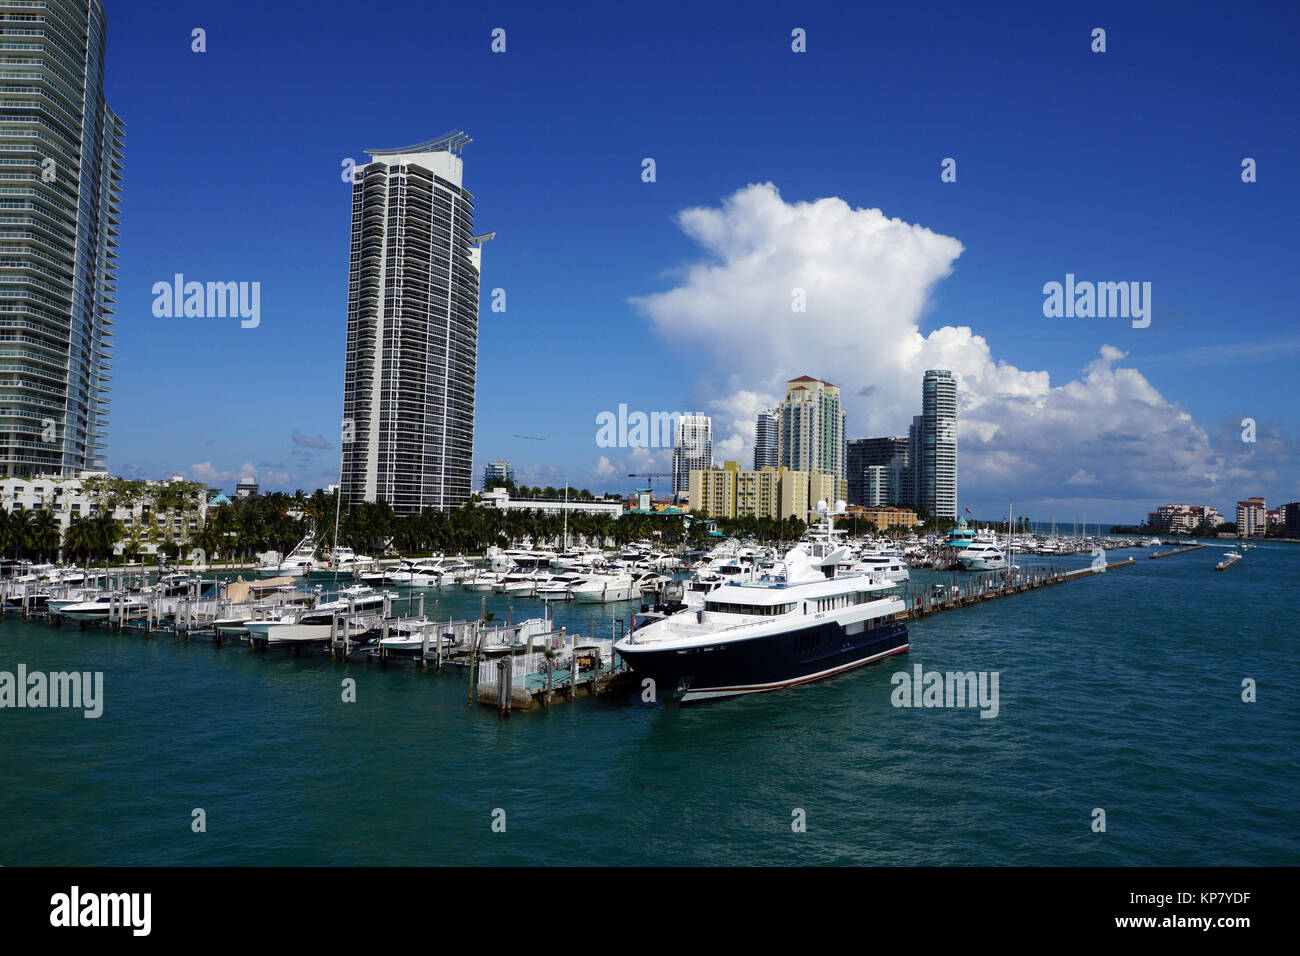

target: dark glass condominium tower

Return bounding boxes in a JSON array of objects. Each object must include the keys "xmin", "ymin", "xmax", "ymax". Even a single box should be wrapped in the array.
[
  {"xmin": 340, "ymin": 132, "xmax": 486, "ymax": 515},
  {"xmin": 753, "ymin": 408, "xmax": 777, "ymax": 470},
  {"xmin": 908, "ymin": 369, "xmax": 958, "ymax": 519},
  {"xmin": 0, "ymin": 0, "xmax": 123, "ymax": 477}
]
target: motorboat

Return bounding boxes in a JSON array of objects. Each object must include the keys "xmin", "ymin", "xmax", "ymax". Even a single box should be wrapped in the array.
[
  {"xmin": 244, "ymin": 588, "xmax": 393, "ymax": 645},
  {"xmin": 571, "ymin": 571, "xmax": 641, "ymax": 604},
  {"xmin": 956, "ymin": 531, "xmax": 1008, "ymax": 572},
  {"xmin": 58, "ymin": 592, "xmax": 148, "ymax": 622},
  {"xmin": 256, "ymin": 531, "xmax": 320, "ymax": 577}
]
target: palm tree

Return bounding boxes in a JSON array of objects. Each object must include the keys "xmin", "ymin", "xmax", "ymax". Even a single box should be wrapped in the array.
[
  {"xmin": 191, "ymin": 525, "xmax": 222, "ymax": 569},
  {"xmin": 122, "ymin": 529, "xmax": 145, "ymax": 564},
  {"xmin": 90, "ymin": 512, "xmax": 123, "ymax": 563},
  {"xmin": 31, "ymin": 510, "xmax": 60, "ymax": 561},
  {"xmin": 63, "ymin": 516, "xmax": 96, "ymax": 563},
  {"xmin": 6, "ymin": 509, "xmax": 32, "ymax": 559}
]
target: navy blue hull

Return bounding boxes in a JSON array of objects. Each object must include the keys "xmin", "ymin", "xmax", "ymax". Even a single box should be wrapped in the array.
[{"xmin": 618, "ymin": 617, "xmax": 909, "ymax": 702}]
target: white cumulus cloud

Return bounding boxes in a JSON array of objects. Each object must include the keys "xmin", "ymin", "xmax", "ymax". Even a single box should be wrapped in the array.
[{"xmin": 629, "ymin": 183, "xmax": 1274, "ymax": 515}]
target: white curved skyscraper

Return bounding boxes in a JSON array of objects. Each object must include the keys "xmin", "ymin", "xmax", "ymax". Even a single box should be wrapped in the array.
[{"xmin": 340, "ymin": 132, "xmax": 485, "ymax": 514}]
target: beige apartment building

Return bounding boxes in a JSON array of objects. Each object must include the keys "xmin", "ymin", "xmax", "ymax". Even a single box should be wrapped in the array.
[
  {"xmin": 689, "ymin": 462, "xmax": 847, "ymax": 521},
  {"xmin": 845, "ymin": 504, "xmax": 920, "ymax": 530}
]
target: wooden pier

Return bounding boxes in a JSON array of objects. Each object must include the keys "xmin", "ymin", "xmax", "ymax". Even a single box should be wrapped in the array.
[
  {"xmin": 895, "ymin": 557, "xmax": 1135, "ymax": 621},
  {"xmin": 1149, "ymin": 544, "xmax": 1207, "ymax": 560}
]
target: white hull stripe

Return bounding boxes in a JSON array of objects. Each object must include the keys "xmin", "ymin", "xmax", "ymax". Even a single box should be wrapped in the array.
[{"xmin": 681, "ymin": 643, "xmax": 909, "ymax": 702}]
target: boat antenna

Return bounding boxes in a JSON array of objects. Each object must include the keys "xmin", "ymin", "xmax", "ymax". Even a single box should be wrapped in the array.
[{"xmin": 332, "ymin": 458, "xmax": 344, "ymax": 585}]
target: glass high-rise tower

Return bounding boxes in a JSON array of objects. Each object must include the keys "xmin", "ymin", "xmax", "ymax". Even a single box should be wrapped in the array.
[
  {"xmin": 846, "ymin": 435, "xmax": 909, "ymax": 506},
  {"xmin": 753, "ymin": 408, "xmax": 777, "ymax": 470},
  {"xmin": 340, "ymin": 132, "xmax": 486, "ymax": 515},
  {"xmin": 0, "ymin": 0, "xmax": 123, "ymax": 477},
  {"xmin": 908, "ymin": 369, "xmax": 958, "ymax": 519},
  {"xmin": 671, "ymin": 414, "xmax": 713, "ymax": 495}
]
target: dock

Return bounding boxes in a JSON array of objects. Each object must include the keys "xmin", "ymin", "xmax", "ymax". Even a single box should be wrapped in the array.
[
  {"xmin": 894, "ymin": 557, "xmax": 1134, "ymax": 620},
  {"xmin": 469, "ymin": 632, "xmax": 631, "ymax": 715},
  {"xmin": 1148, "ymin": 544, "xmax": 1207, "ymax": 559}
]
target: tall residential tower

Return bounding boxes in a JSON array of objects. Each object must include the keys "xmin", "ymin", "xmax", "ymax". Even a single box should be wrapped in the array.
[
  {"xmin": 0, "ymin": 0, "xmax": 123, "ymax": 477},
  {"xmin": 671, "ymin": 414, "xmax": 713, "ymax": 495},
  {"xmin": 908, "ymin": 369, "xmax": 958, "ymax": 520},
  {"xmin": 340, "ymin": 132, "xmax": 487, "ymax": 515},
  {"xmin": 753, "ymin": 408, "xmax": 777, "ymax": 470},
  {"xmin": 777, "ymin": 376, "xmax": 846, "ymax": 499}
]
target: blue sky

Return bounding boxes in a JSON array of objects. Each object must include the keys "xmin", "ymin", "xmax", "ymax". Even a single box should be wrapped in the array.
[{"xmin": 106, "ymin": 0, "xmax": 1299, "ymax": 522}]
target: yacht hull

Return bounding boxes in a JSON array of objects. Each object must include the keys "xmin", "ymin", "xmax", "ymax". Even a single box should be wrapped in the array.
[
  {"xmin": 957, "ymin": 557, "xmax": 1007, "ymax": 571},
  {"xmin": 618, "ymin": 618, "xmax": 909, "ymax": 703},
  {"xmin": 572, "ymin": 583, "xmax": 637, "ymax": 603},
  {"xmin": 244, "ymin": 621, "xmax": 333, "ymax": 645}
]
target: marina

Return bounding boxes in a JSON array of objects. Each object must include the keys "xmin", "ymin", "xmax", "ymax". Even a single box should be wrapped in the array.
[{"xmin": 1, "ymin": 523, "xmax": 1152, "ymax": 716}]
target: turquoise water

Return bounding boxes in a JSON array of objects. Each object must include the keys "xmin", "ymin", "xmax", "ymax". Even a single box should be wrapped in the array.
[{"xmin": 1, "ymin": 544, "xmax": 1296, "ymax": 866}]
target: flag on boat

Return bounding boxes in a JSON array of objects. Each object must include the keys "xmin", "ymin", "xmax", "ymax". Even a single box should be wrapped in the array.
[{"xmin": 965, "ymin": 507, "xmax": 972, "ymax": 514}]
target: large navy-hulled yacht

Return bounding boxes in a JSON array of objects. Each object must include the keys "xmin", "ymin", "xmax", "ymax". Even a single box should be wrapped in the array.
[{"xmin": 614, "ymin": 502, "xmax": 908, "ymax": 702}]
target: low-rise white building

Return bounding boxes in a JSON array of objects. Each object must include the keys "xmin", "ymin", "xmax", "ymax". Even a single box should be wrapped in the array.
[
  {"xmin": 0, "ymin": 471, "xmax": 208, "ymax": 555},
  {"xmin": 479, "ymin": 487, "xmax": 622, "ymax": 518}
]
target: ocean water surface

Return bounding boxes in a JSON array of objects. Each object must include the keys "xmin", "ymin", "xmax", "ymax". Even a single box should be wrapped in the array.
[{"xmin": 1, "ymin": 542, "xmax": 1295, "ymax": 866}]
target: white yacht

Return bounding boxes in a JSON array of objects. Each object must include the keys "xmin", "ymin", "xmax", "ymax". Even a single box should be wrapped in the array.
[
  {"xmin": 615, "ymin": 502, "xmax": 907, "ymax": 702},
  {"xmin": 571, "ymin": 571, "xmax": 639, "ymax": 603},
  {"xmin": 59, "ymin": 592, "xmax": 148, "ymax": 622},
  {"xmin": 459, "ymin": 569, "xmax": 504, "ymax": 592},
  {"xmin": 493, "ymin": 570, "xmax": 551, "ymax": 595},
  {"xmin": 256, "ymin": 531, "xmax": 319, "ymax": 577},
  {"xmin": 321, "ymin": 547, "xmax": 376, "ymax": 575},
  {"xmin": 535, "ymin": 571, "xmax": 591, "ymax": 601},
  {"xmin": 956, "ymin": 531, "xmax": 1008, "ymax": 571},
  {"xmin": 244, "ymin": 588, "xmax": 392, "ymax": 645},
  {"xmin": 849, "ymin": 550, "xmax": 910, "ymax": 583},
  {"xmin": 681, "ymin": 575, "xmax": 728, "ymax": 608}
]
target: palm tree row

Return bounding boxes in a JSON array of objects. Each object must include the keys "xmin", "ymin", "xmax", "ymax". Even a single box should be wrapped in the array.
[{"xmin": 0, "ymin": 488, "xmax": 816, "ymax": 568}]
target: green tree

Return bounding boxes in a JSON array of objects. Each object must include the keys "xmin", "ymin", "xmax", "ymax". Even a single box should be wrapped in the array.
[{"xmin": 31, "ymin": 510, "xmax": 61, "ymax": 561}]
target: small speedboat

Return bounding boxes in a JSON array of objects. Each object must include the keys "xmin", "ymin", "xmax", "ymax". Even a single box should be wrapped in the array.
[{"xmin": 59, "ymin": 593, "xmax": 148, "ymax": 622}]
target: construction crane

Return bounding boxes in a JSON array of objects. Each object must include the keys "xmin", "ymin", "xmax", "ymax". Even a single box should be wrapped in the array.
[
  {"xmin": 627, "ymin": 472, "xmax": 672, "ymax": 492},
  {"xmin": 626, "ymin": 472, "xmax": 674, "ymax": 510}
]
